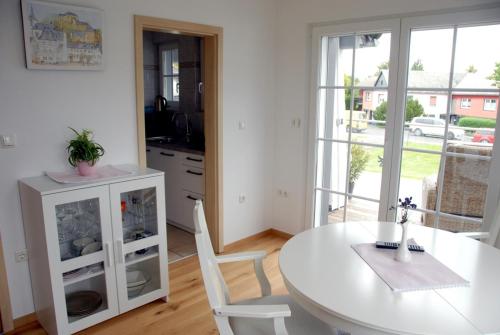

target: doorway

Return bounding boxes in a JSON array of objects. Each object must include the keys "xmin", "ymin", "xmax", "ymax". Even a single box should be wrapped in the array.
[
  {"xmin": 308, "ymin": 8, "xmax": 500, "ymax": 234},
  {"xmin": 134, "ymin": 16, "xmax": 223, "ymax": 253}
]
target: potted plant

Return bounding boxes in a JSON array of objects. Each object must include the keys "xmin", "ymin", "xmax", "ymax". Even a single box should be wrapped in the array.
[
  {"xmin": 348, "ymin": 144, "xmax": 369, "ymax": 198},
  {"xmin": 67, "ymin": 127, "xmax": 105, "ymax": 176}
]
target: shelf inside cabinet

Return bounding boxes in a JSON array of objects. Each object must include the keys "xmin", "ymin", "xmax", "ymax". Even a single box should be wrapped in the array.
[
  {"xmin": 125, "ymin": 249, "xmax": 159, "ymax": 266},
  {"xmin": 63, "ymin": 269, "xmax": 105, "ymax": 286}
]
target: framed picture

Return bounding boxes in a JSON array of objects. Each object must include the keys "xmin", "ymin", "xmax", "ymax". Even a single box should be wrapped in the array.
[{"xmin": 21, "ymin": 0, "xmax": 104, "ymax": 70}]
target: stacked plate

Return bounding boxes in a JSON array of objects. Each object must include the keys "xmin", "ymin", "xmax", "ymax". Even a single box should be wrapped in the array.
[
  {"xmin": 126, "ymin": 269, "xmax": 151, "ymax": 298},
  {"xmin": 66, "ymin": 291, "xmax": 102, "ymax": 317}
]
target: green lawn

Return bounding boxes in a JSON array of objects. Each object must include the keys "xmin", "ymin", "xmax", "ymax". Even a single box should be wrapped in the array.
[{"xmin": 363, "ymin": 142, "xmax": 442, "ymax": 180}]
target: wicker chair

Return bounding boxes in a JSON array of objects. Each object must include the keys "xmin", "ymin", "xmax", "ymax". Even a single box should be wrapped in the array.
[{"xmin": 421, "ymin": 143, "xmax": 492, "ymax": 232}]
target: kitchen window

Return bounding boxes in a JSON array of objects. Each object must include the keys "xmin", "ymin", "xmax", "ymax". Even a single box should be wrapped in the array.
[
  {"xmin": 461, "ymin": 98, "xmax": 472, "ymax": 109},
  {"xmin": 484, "ymin": 98, "xmax": 497, "ymax": 111},
  {"xmin": 160, "ymin": 45, "xmax": 179, "ymax": 102}
]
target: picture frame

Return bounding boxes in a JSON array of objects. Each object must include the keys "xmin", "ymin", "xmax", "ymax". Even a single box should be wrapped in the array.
[{"xmin": 21, "ymin": 0, "xmax": 104, "ymax": 70}]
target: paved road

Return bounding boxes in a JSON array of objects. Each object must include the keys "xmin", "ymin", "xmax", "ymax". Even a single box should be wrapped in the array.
[{"xmin": 355, "ymin": 125, "xmax": 471, "ymax": 146}]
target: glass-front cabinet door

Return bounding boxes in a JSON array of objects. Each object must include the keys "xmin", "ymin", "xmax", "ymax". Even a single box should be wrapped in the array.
[
  {"xmin": 43, "ymin": 185, "xmax": 118, "ymax": 333},
  {"xmin": 109, "ymin": 176, "xmax": 168, "ymax": 312}
]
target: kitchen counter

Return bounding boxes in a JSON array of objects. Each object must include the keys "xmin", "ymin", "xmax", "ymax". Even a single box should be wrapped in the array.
[{"xmin": 146, "ymin": 140, "xmax": 205, "ymax": 156}]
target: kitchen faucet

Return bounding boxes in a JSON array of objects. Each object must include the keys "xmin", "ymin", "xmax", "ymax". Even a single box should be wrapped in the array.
[{"xmin": 171, "ymin": 112, "xmax": 191, "ymax": 142}]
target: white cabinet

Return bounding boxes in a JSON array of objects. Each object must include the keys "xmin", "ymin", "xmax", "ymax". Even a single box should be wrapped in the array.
[
  {"xmin": 146, "ymin": 147, "xmax": 204, "ymax": 232},
  {"xmin": 19, "ymin": 166, "xmax": 168, "ymax": 335}
]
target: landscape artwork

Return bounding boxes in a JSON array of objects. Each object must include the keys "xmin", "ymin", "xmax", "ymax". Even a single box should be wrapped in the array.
[{"xmin": 21, "ymin": 0, "xmax": 103, "ymax": 70}]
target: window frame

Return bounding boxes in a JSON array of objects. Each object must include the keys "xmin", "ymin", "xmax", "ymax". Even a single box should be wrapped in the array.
[
  {"xmin": 484, "ymin": 98, "xmax": 497, "ymax": 111},
  {"xmin": 461, "ymin": 97, "xmax": 472, "ymax": 109},
  {"xmin": 306, "ymin": 6, "xmax": 500, "ymax": 234},
  {"xmin": 159, "ymin": 43, "xmax": 180, "ymax": 105}
]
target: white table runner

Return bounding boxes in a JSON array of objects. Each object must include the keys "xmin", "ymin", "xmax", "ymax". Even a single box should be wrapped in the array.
[
  {"xmin": 352, "ymin": 240, "xmax": 469, "ymax": 292},
  {"xmin": 46, "ymin": 165, "xmax": 132, "ymax": 184}
]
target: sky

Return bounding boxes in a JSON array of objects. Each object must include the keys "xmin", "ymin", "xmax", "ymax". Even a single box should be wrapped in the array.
[{"xmin": 336, "ymin": 24, "xmax": 500, "ymax": 83}]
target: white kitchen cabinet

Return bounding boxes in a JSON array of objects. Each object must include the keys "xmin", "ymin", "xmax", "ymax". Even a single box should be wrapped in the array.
[
  {"xmin": 19, "ymin": 166, "xmax": 168, "ymax": 335},
  {"xmin": 146, "ymin": 146, "xmax": 204, "ymax": 232}
]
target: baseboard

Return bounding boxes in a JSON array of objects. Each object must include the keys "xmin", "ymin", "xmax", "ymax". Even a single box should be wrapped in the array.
[
  {"xmin": 223, "ymin": 228, "xmax": 294, "ymax": 251},
  {"xmin": 223, "ymin": 229, "xmax": 273, "ymax": 251},
  {"xmin": 4, "ymin": 312, "xmax": 38, "ymax": 334},
  {"xmin": 269, "ymin": 228, "xmax": 294, "ymax": 240}
]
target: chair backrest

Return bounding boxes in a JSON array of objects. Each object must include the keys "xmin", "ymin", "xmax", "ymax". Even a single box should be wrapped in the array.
[{"xmin": 193, "ymin": 200, "xmax": 230, "ymax": 309}]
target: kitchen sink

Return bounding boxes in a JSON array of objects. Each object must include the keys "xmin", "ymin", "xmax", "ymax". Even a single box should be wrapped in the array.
[{"xmin": 146, "ymin": 136, "xmax": 176, "ymax": 144}]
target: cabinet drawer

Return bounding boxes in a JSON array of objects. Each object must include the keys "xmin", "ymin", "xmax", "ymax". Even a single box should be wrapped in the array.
[
  {"xmin": 180, "ymin": 152, "xmax": 204, "ymax": 169},
  {"xmin": 181, "ymin": 166, "xmax": 205, "ymax": 194},
  {"xmin": 178, "ymin": 191, "xmax": 204, "ymax": 232}
]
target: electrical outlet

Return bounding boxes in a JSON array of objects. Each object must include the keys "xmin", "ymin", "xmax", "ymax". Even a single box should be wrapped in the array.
[
  {"xmin": 277, "ymin": 189, "xmax": 289, "ymax": 198},
  {"xmin": 1, "ymin": 134, "xmax": 16, "ymax": 148},
  {"xmin": 15, "ymin": 249, "xmax": 28, "ymax": 263},
  {"xmin": 238, "ymin": 194, "xmax": 246, "ymax": 203}
]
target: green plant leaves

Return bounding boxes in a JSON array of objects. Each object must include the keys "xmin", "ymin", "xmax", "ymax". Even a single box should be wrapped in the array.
[{"xmin": 66, "ymin": 127, "xmax": 105, "ymax": 167}]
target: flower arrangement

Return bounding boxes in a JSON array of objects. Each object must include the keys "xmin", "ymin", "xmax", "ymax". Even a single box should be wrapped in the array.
[{"xmin": 398, "ymin": 196, "xmax": 417, "ymax": 224}]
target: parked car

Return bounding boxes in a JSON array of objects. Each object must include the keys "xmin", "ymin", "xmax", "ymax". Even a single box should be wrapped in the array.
[
  {"xmin": 472, "ymin": 129, "xmax": 495, "ymax": 144},
  {"xmin": 345, "ymin": 110, "xmax": 368, "ymax": 132},
  {"xmin": 409, "ymin": 117, "xmax": 464, "ymax": 140}
]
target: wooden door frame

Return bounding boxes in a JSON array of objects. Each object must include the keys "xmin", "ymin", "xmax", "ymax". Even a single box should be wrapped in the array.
[
  {"xmin": 0, "ymin": 235, "xmax": 14, "ymax": 332},
  {"xmin": 134, "ymin": 16, "xmax": 224, "ymax": 252}
]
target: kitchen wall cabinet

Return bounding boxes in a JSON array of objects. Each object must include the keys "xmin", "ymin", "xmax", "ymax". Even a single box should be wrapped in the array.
[
  {"xmin": 146, "ymin": 146, "xmax": 204, "ymax": 232},
  {"xmin": 19, "ymin": 166, "xmax": 168, "ymax": 335}
]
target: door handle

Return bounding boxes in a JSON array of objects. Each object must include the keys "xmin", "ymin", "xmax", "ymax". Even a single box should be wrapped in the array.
[
  {"xmin": 104, "ymin": 242, "xmax": 112, "ymax": 267},
  {"xmin": 115, "ymin": 240, "xmax": 124, "ymax": 264},
  {"xmin": 186, "ymin": 170, "xmax": 203, "ymax": 176},
  {"xmin": 186, "ymin": 195, "xmax": 199, "ymax": 201},
  {"xmin": 186, "ymin": 157, "xmax": 203, "ymax": 162},
  {"xmin": 160, "ymin": 152, "xmax": 175, "ymax": 157},
  {"xmin": 146, "ymin": 149, "xmax": 151, "ymax": 152}
]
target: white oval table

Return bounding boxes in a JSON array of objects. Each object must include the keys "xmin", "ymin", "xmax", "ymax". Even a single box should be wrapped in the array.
[{"xmin": 279, "ymin": 222, "xmax": 500, "ymax": 335}]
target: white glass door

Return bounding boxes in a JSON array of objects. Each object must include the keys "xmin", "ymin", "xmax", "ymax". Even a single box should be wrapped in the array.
[
  {"xmin": 388, "ymin": 14, "xmax": 500, "ymax": 233},
  {"xmin": 309, "ymin": 19, "xmax": 400, "ymax": 226},
  {"xmin": 43, "ymin": 186, "xmax": 118, "ymax": 332},
  {"xmin": 109, "ymin": 176, "xmax": 168, "ymax": 312},
  {"xmin": 309, "ymin": 9, "xmax": 500, "ymax": 233}
]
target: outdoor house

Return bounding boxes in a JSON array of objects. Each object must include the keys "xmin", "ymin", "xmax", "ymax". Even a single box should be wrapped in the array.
[{"xmin": 360, "ymin": 70, "xmax": 498, "ymax": 122}]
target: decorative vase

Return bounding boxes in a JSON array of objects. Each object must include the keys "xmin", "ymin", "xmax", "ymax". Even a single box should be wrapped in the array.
[
  {"xmin": 395, "ymin": 221, "xmax": 411, "ymax": 263},
  {"xmin": 77, "ymin": 161, "xmax": 97, "ymax": 176}
]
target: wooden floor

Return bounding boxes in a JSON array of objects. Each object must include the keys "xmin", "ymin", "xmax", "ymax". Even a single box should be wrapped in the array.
[{"xmin": 11, "ymin": 231, "xmax": 289, "ymax": 335}]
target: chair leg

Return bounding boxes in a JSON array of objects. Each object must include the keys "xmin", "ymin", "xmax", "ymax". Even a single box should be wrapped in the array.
[
  {"xmin": 254, "ymin": 258, "xmax": 272, "ymax": 296},
  {"xmin": 273, "ymin": 317, "xmax": 289, "ymax": 335},
  {"xmin": 214, "ymin": 316, "xmax": 235, "ymax": 335}
]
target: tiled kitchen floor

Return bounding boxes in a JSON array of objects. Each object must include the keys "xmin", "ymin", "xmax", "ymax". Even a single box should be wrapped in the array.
[{"xmin": 167, "ymin": 224, "xmax": 197, "ymax": 263}]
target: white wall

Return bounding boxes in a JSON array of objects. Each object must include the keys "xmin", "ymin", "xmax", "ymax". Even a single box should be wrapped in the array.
[
  {"xmin": 271, "ymin": 0, "xmax": 500, "ymax": 235},
  {"xmin": 0, "ymin": 0, "xmax": 276, "ymax": 318}
]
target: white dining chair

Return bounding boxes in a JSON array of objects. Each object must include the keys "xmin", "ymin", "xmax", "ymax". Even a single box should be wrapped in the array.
[
  {"xmin": 193, "ymin": 200, "xmax": 336, "ymax": 335},
  {"xmin": 458, "ymin": 199, "xmax": 500, "ymax": 247}
]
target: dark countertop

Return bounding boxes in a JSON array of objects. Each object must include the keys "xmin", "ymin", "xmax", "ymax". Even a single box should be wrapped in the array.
[{"xmin": 146, "ymin": 140, "xmax": 205, "ymax": 156}]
